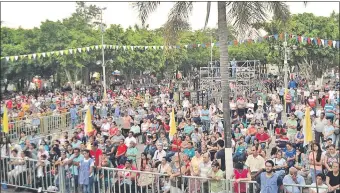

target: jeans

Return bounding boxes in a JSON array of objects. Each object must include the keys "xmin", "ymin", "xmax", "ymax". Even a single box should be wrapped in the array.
[
  {"xmin": 202, "ymin": 120, "xmax": 210, "ymax": 132},
  {"xmin": 245, "ymin": 135, "xmax": 255, "ymax": 144},
  {"xmin": 267, "ymin": 120, "xmax": 275, "ymax": 130},
  {"xmin": 310, "ymin": 169, "xmax": 322, "ymax": 183},
  {"xmin": 82, "ymin": 176, "xmax": 93, "ymax": 193},
  {"xmin": 71, "ymin": 118, "xmax": 78, "ymax": 129}
]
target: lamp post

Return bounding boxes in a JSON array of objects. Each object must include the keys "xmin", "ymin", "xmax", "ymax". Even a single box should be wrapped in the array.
[
  {"xmin": 99, "ymin": 7, "xmax": 107, "ymax": 99},
  {"xmin": 96, "ymin": 59, "xmax": 113, "ymax": 100},
  {"xmin": 274, "ymin": 34, "xmax": 297, "ymax": 120}
]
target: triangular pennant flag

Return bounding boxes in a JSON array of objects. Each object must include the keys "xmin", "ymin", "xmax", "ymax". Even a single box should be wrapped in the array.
[
  {"xmin": 131, "ymin": 46, "xmax": 134, "ymax": 50},
  {"xmin": 86, "ymin": 47, "xmax": 90, "ymax": 52},
  {"xmin": 103, "ymin": 45, "xmax": 106, "ymax": 49},
  {"xmin": 64, "ymin": 50, "xmax": 68, "ymax": 55},
  {"xmin": 69, "ymin": 49, "xmax": 73, "ymax": 54},
  {"xmin": 153, "ymin": 46, "xmax": 156, "ymax": 49},
  {"xmin": 198, "ymin": 44, "xmax": 201, "ymax": 47},
  {"xmin": 5, "ymin": 57, "xmax": 9, "ymax": 61},
  {"xmin": 59, "ymin": 50, "xmax": 63, "ymax": 55},
  {"xmin": 109, "ymin": 45, "xmax": 112, "ymax": 49},
  {"xmin": 184, "ymin": 45, "xmax": 188, "ymax": 49},
  {"xmin": 19, "ymin": 55, "xmax": 24, "ymax": 60},
  {"xmin": 274, "ymin": 34, "xmax": 279, "ymax": 40},
  {"xmin": 336, "ymin": 41, "xmax": 340, "ymax": 49},
  {"xmin": 37, "ymin": 53, "xmax": 42, "ymax": 58},
  {"xmin": 32, "ymin": 54, "xmax": 37, "ymax": 59},
  {"xmin": 41, "ymin": 53, "xmax": 46, "ymax": 57},
  {"xmin": 77, "ymin": 48, "xmax": 82, "ymax": 53},
  {"xmin": 28, "ymin": 54, "xmax": 33, "ymax": 59},
  {"xmin": 279, "ymin": 33, "xmax": 284, "ymax": 40},
  {"xmin": 145, "ymin": 46, "xmax": 148, "ymax": 50},
  {"xmin": 73, "ymin": 49, "xmax": 77, "ymax": 54},
  {"xmin": 123, "ymin": 46, "xmax": 126, "ymax": 50},
  {"xmin": 55, "ymin": 51, "xmax": 59, "ymax": 56},
  {"xmin": 99, "ymin": 45, "xmax": 102, "ymax": 49},
  {"xmin": 14, "ymin": 56, "xmax": 18, "ymax": 61},
  {"xmin": 321, "ymin": 39, "xmax": 325, "ymax": 46},
  {"xmin": 82, "ymin": 47, "xmax": 86, "ymax": 52},
  {"xmin": 333, "ymin": 41, "xmax": 336, "ymax": 48},
  {"xmin": 317, "ymin": 39, "xmax": 321, "ymax": 45},
  {"xmin": 95, "ymin": 45, "xmax": 99, "ymax": 50},
  {"xmin": 211, "ymin": 43, "xmax": 215, "ymax": 47},
  {"xmin": 160, "ymin": 46, "xmax": 164, "ymax": 49},
  {"xmin": 328, "ymin": 40, "xmax": 332, "ymax": 47},
  {"xmin": 10, "ymin": 56, "xmax": 14, "ymax": 62},
  {"xmin": 0, "ymin": 57, "xmax": 4, "ymax": 60},
  {"xmin": 90, "ymin": 45, "xmax": 95, "ymax": 50}
]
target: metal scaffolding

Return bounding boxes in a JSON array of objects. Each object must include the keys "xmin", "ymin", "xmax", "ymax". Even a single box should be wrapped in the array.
[{"xmin": 199, "ymin": 60, "xmax": 261, "ymax": 101}]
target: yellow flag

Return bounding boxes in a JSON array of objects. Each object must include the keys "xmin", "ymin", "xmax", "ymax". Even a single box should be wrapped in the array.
[
  {"xmin": 303, "ymin": 107, "xmax": 313, "ymax": 146},
  {"xmin": 2, "ymin": 106, "xmax": 9, "ymax": 133},
  {"xmin": 169, "ymin": 108, "xmax": 177, "ymax": 138},
  {"xmin": 84, "ymin": 107, "xmax": 93, "ymax": 136}
]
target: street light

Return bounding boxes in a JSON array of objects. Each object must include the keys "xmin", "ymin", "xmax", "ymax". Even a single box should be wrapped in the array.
[
  {"xmin": 274, "ymin": 35, "xmax": 297, "ymax": 120},
  {"xmin": 96, "ymin": 59, "xmax": 113, "ymax": 99},
  {"xmin": 99, "ymin": 7, "xmax": 107, "ymax": 99}
]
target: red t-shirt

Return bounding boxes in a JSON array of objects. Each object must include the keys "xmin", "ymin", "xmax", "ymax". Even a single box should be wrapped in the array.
[
  {"xmin": 90, "ymin": 149, "xmax": 103, "ymax": 166},
  {"xmin": 255, "ymin": 132, "xmax": 270, "ymax": 143},
  {"xmin": 233, "ymin": 169, "xmax": 249, "ymax": 193},
  {"xmin": 171, "ymin": 139, "xmax": 182, "ymax": 152},
  {"xmin": 275, "ymin": 128, "xmax": 286, "ymax": 135},
  {"xmin": 6, "ymin": 100, "xmax": 12, "ymax": 109},
  {"xmin": 109, "ymin": 127, "xmax": 118, "ymax": 136},
  {"xmin": 116, "ymin": 144, "xmax": 127, "ymax": 156}
]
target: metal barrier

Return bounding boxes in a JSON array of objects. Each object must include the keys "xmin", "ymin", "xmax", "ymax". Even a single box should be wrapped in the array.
[
  {"xmin": 1, "ymin": 158, "xmax": 339, "ymax": 193},
  {"xmin": 5, "ymin": 110, "xmax": 87, "ymax": 141}
]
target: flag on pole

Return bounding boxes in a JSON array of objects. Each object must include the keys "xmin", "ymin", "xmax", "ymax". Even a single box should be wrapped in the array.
[
  {"xmin": 2, "ymin": 106, "xmax": 9, "ymax": 133},
  {"xmin": 169, "ymin": 108, "xmax": 177, "ymax": 141},
  {"xmin": 84, "ymin": 107, "xmax": 94, "ymax": 136},
  {"xmin": 303, "ymin": 107, "xmax": 313, "ymax": 147}
]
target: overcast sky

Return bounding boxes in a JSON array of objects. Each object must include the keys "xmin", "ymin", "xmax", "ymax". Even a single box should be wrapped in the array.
[{"xmin": 1, "ymin": 2, "xmax": 339, "ymax": 30}]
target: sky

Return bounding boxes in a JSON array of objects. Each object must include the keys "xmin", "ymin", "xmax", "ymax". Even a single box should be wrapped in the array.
[{"xmin": 1, "ymin": 2, "xmax": 339, "ymax": 30}]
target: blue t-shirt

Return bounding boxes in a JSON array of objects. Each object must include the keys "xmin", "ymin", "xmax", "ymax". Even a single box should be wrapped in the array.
[
  {"xmin": 200, "ymin": 109, "xmax": 210, "ymax": 121},
  {"xmin": 183, "ymin": 148, "xmax": 195, "ymax": 158},
  {"xmin": 324, "ymin": 104, "xmax": 335, "ymax": 117}
]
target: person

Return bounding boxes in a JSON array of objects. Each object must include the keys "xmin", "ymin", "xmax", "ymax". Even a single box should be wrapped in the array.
[
  {"xmin": 167, "ymin": 154, "xmax": 186, "ymax": 193},
  {"xmin": 116, "ymin": 159, "xmax": 137, "ymax": 193},
  {"xmin": 283, "ymin": 167, "xmax": 306, "ymax": 193},
  {"xmin": 152, "ymin": 144, "xmax": 166, "ymax": 168},
  {"xmin": 326, "ymin": 162, "xmax": 340, "ymax": 193},
  {"xmin": 198, "ymin": 152, "xmax": 212, "ymax": 193},
  {"xmin": 323, "ymin": 119, "xmax": 335, "ymax": 144},
  {"xmin": 232, "ymin": 162, "xmax": 251, "ymax": 193},
  {"xmin": 324, "ymin": 100, "xmax": 336, "ymax": 122},
  {"xmin": 115, "ymin": 139, "xmax": 127, "ymax": 167},
  {"xmin": 215, "ymin": 139, "xmax": 226, "ymax": 171},
  {"xmin": 256, "ymin": 160, "xmax": 283, "ymax": 193},
  {"xmin": 256, "ymin": 127, "xmax": 271, "ymax": 149},
  {"xmin": 315, "ymin": 112, "xmax": 328, "ymax": 144},
  {"xmin": 245, "ymin": 145, "xmax": 265, "ymax": 180},
  {"xmin": 137, "ymin": 164, "xmax": 155, "ymax": 193},
  {"xmin": 78, "ymin": 149, "xmax": 94, "ymax": 193},
  {"xmin": 310, "ymin": 173, "xmax": 328, "ymax": 193},
  {"xmin": 324, "ymin": 144, "xmax": 339, "ymax": 174},
  {"xmin": 126, "ymin": 141, "xmax": 138, "ymax": 165},
  {"xmin": 124, "ymin": 131, "xmax": 137, "ymax": 148},
  {"xmin": 68, "ymin": 147, "xmax": 84, "ymax": 192},
  {"xmin": 233, "ymin": 136, "xmax": 247, "ymax": 162},
  {"xmin": 208, "ymin": 161, "xmax": 225, "ymax": 193},
  {"xmin": 309, "ymin": 143, "xmax": 325, "ymax": 183},
  {"xmin": 271, "ymin": 150, "xmax": 287, "ymax": 177}
]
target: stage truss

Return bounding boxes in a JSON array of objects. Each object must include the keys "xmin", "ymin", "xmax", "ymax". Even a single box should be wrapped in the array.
[{"xmin": 199, "ymin": 60, "xmax": 262, "ymax": 100}]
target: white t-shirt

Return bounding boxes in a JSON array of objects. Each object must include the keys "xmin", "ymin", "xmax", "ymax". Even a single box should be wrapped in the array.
[
  {"xmin": 271, "ymin": 158, "xmax": 286, "ymax": 167},
  {"xmin": 101, "ymin": 123, "xmax": 110, "ymax": 136},
  {"xmin": 309, "ymin": 183, "xmax": 328, "ymax": 193},
  {"xmin": 124, "ymin": 137, "xmax": 137, "ymax": 148},
  {"xmin": 304, "ymin": 91, "xmax": 310, "ymax": 97}
]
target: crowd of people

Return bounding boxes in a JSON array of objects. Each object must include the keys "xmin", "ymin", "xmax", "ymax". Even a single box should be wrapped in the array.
[{"xmin": 0, "ymin": 75, "xmax": 339, "ymax": 193}]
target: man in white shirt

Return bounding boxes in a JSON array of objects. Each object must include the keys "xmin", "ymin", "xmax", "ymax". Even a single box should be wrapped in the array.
[
  {"xmin": 274, "ymin": 101, "xmax": 283, "ymax": 121},
  {"xmin": 152, "ymin": 144, "xmax": 166, "ymax": 167},
  {"xmin": 182, "ymin": 97, "xmax": 190, "ymax": 111},
  {"xmin": 100, "ymin": 119, "xmax": 110, "ymax": 140},
  {"xmin": 124, "ymin": 132, "xmax": 137, "ymax": 148},
  {"xmin": 314, "ymin": 112, "xmax": 328, "ymax": 144}
]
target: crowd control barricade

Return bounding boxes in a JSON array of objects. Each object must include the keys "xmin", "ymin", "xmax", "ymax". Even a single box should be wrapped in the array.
[
  {"xmin": 4, "ymin": 110, "xmax": 86, "ymax": 141},
  {"xmin": 0, "ymin": 156, "xmax": 59, "ymax": 192}
]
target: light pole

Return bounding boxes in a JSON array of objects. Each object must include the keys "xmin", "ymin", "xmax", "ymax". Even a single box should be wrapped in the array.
[
  {"xmin": 274, "ymin": 34, "xmax": 297, "ymax": 120},
  {"xmin": 100, "ymin": 7, "xmax": 107, "ymax": 99},
  {"xmin": 96, "ymin": 59, "xmax": 112, "ymax": 99}
]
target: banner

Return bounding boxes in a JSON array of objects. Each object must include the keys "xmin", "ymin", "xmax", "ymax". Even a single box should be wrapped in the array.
[{"xmin": 1, "ymin": 33, "xmax": 339, "ymax": 62}]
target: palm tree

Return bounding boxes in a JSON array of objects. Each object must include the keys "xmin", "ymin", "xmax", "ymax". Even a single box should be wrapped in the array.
[{"xmin": 133, "ymin": 1, "xmax": 290, "ymax": 178}]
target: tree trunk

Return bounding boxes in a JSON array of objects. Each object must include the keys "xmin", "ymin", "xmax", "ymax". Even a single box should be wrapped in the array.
[{"xmin": 218, "ymin": 1, "xmax": 233, "ymax": 179}]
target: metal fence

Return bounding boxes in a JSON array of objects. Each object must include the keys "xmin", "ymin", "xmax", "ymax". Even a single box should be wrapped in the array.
[
  {"xmin": 1, "ymin": 156, "xmax": 338, "ymax": 193},
  {"xmin": 4, "ymin": 110, "xmax": 87, "ymax": 141}
]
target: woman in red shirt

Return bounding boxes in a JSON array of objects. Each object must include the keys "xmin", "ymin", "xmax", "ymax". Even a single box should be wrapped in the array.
[
  {"xmin": 115, "ymin": 139, "xmax": 127, "ymax": 166},
  {"xmin": 232, "ymin": 162, "xmax": 251, "ymax": 193}
]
